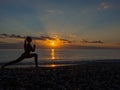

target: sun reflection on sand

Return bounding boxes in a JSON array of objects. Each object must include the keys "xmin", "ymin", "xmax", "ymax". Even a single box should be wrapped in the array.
[{"xmin": 50, "ymin": 64, "xmax": 56, "ymax": 67}]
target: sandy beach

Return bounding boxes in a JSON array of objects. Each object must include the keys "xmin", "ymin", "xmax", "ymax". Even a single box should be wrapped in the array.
[{"xmin": 0, "ymin": 60, "xmax": 120, "ymax": 90}]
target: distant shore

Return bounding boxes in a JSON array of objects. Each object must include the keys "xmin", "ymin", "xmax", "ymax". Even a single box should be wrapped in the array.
[{"xmin": 1, "ymin": 60, "xmax": 120, "ymax": 89}]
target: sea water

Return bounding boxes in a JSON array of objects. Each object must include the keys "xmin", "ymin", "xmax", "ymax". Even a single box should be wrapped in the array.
[{"xmin": 0, "ymin": 49, "xmax": 120, "ymax": 67}]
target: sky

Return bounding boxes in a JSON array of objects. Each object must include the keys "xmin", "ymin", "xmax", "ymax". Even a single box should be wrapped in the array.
[{"xmin": 0, "ymin": 0, "xmax": 120, "ymax": 49}]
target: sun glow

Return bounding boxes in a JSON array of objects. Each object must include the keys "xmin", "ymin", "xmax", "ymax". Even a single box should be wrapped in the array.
[{"xmin": 45, "ymin": 37, "xmax": 64, "ymax": 48}]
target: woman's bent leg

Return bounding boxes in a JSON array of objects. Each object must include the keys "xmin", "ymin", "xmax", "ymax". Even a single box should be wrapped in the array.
[
  {"xmin": 28, "ymin": 54, "xmax": 38, "ymax": 67},
  {"xmin": 34, "ymin": 54, "xmax": 38, "ymax": 67}
]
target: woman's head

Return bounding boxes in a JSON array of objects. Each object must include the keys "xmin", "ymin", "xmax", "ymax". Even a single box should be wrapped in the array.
[{"xmin": 26, "ymin": 36, "xmax": 32, "ymax": 42}]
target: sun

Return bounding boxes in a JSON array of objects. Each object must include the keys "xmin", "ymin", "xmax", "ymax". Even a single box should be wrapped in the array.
[
  {"xmin": 50, "ymin": 41, "xmax": 57, "ymax": 48},
  {"xmin": 51, "ymin": 42, "xmax": 55, "ymax": 46}
]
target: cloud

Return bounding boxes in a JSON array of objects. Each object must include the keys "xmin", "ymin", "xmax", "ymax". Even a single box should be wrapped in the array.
[
  {"xmin": 60, "ymin": 38, "xmax": 72, "ymax": 43},
  {"xmin": 117, "ymin": 43, "xmax": 120, "ymax": 45},
  {"xmin": 90, "ymin": 40, "xmax": 103, "ymax": 44},
  {"xmin": 0, "ymin": 33, "xmax": 72, "ymax": 43},
  {"xmin": 47, "ymin": 9, "xmax": 64, "ymax": 14},
  {"xmin": 0, "ymin": 33, "xmax": 25, "ymax": 39},
  {"xmin": 80, "ymin": 39, "xmax": 103, "ymax": 44},
  {"xmin": 0, "ymin": 35, "xmax": 5, "ymax": 39},
  {"xmin": 98, "ymin": 2, "xmax": 111, "ymax": 10},
  {"xmin": 0, "ymin": 33, "xmax": 104, "ymax": 44}
]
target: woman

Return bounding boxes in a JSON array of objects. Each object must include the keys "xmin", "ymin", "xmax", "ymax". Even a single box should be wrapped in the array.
[{"xmin": 1, "ymin": 36, "xmax": 38, "ymax": 68}]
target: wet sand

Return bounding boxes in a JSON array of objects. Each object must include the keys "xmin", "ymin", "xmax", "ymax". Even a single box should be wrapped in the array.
[{"xmin": 0, "ymin": 60, "xmax": 120, "ymax": 90}]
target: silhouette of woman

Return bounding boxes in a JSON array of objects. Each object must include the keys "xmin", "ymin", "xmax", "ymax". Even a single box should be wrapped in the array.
[{"xmin": 1, "ymin": 36, "xmax": 38, "ymax": 68}]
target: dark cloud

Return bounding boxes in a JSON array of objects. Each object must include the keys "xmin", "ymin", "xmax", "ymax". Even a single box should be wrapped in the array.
[
  {"xmin": 80, "ymin": 39, "xmax": 89, "ymax": 43},
  {"xmin": 90, "ymin": 40, "xmax": 103, "ymax": 43},
  {"xmin": 0, "ymin": 33, "xmax": 103, "ymax": 44},
  {"xmin": 0, "ymin": 33, "xmax": 25, "ymax": 39},
  {"xmin": 0, "ymin": 33, "xmax": 8, "ymax": 37},
  {"xmin": 32, "ymin": 36, "xmax": 73, "ymax": 43},
  {"xmin": 0, "ymin": 33, "xmax": 54, "ymax": 40},
  {"xmin": 117, "ymin": 43, "xmax": 120, "ymax": 45},
  {"xmin": 0, "ymin": 33, "xmax": 72, "ymax": 43},
  {"xmin": 35, "ymin": 36, "xmax": 55, "ymax": 40},
  {"xmin": 0, "ymin": 36, "xmax": 5, "ymax": 39},
  {"xmin": 0, "ymin": 34, "xmax": 7, "ymax": 38},
  {"xmin": 60, "ymin": 38, "xmax": 72, "ymax": 43},
  {"xmin": 81, "ymin": 39, "xmax": 103, "ymax": 44}
]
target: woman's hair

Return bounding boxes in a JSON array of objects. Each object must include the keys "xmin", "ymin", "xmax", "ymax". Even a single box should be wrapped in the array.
[{"xmin": 26, "ymin": 36, "xmax": 32, "ymax": 42}]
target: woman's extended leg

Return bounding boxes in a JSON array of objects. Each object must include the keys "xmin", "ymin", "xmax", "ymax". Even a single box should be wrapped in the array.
[
  {"xmin": 1, "ymin": 53, "xmax": 38, "ymax": 68},
  {"xmin": 1, "ymin": 55, "xmax": 25, "ymax": 68}
]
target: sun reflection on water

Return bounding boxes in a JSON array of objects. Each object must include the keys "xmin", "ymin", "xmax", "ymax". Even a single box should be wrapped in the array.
[{"xmin": 51, "ymin": 49, "xmax": 55, "ymax": 60}]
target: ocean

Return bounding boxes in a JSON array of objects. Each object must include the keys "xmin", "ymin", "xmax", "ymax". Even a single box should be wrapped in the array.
[{"xmin": 0, "ymin": 49, "xmax": 120, "ymax": 67}]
